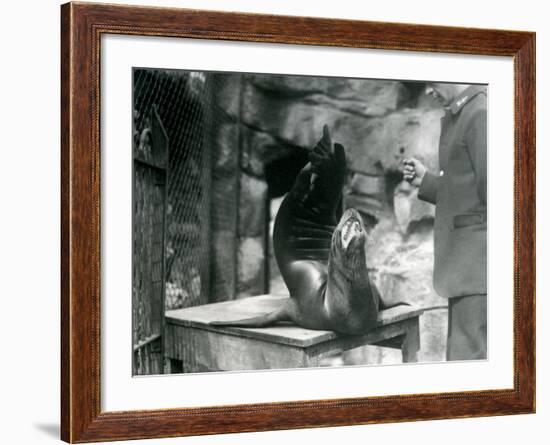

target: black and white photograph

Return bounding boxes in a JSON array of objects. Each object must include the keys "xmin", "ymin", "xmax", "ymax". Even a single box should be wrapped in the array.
[
  {"xmin": 3, "ymin": 0, "xmax": 546, "ymax": 444},
  {"xmin": 132, "ymin": 68, "xmax": 487, "ymax": 375}
]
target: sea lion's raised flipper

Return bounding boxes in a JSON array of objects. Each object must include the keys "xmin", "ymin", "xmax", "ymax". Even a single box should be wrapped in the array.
[
  {"xmin": 209, "ymin": 301, "xmax": 292, "ymax": 329},
  {"xmin": 273, "ymin": 125, "xmax": 347, "ymax": 297},
  {"xmin": 305, "ymin": 125, "xmax": 347, "ymax": 220}
]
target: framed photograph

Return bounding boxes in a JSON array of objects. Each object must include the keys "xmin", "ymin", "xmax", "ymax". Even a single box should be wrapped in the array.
[{"xmin": 61, "ymin": 2, "xmax": 535, "ymax": 442}]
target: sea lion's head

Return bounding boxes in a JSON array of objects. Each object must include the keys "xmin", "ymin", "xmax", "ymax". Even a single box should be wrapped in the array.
[{"xmin": 330, "ymin": 208, "xmax": 370, "ymax": 276}]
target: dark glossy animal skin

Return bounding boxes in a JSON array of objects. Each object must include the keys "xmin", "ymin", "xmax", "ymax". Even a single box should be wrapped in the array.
[{"xmin": 212, "ymin": 126, "xmax": 383, "ymax": 334}]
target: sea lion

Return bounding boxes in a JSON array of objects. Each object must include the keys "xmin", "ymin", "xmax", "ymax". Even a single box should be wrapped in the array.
[{"xmin": 211, "ymin": 125, "xmax": 397, "ymax": 335}]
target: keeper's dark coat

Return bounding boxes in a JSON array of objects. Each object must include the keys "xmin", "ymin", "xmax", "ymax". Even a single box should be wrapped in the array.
[{"xmin": 418, "ymin": 85, "xmax": 487, "ymax": 299}]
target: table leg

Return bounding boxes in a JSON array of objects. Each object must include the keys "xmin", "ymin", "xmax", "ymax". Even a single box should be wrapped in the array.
[
  {"xmin": 166, "ymin": 358, "xmax": 183, "ymax": 374},
  {"xmin": 401, "ymin": 319, "xmax": 420, "ymax": 363}
]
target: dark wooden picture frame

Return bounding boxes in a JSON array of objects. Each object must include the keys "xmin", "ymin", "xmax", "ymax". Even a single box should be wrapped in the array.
[{"xmin": 61, "ymin": 2, "xmax": 535, "ymax": 442}]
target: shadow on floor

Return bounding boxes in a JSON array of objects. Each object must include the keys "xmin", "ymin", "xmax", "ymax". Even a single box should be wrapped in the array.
[{"xmin": 33, "ymin": 422, "xmax": 59, "ymax": 439}]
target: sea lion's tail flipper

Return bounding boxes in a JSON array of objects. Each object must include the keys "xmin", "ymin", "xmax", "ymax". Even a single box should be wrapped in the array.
[
  {"xmin": 380, "ymin": 301, "xmax": 411, "ymax": 310},
  {"xmin": 209, "ymin": 304, "xmax": 290, "ymax": 329}
]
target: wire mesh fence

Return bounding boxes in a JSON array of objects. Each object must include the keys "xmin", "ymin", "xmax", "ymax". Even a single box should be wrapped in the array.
[
  {"xmin": 132, "ymin": 68, "xmax": 232, "ymax": 374},
  {"xmin": 134, "ymin": 68, "xmax": 218, "ymax": 311}
]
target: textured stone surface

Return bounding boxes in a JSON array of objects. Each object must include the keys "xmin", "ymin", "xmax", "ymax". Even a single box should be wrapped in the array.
[
  {"xmin": 237, "ymin": 236, "xmax": 266, "ymax": 298},
  {"xmin": 345, "ymin": 108, "xmax": 443, "ymax": 175},
  {"xmin": 167, "ymin": 258, "xmax": 202, "ymax": 306},
  {"xmin": 209, "ymin": 111, "xmax": 239, "ymax": 301},
  {"xmin": 212, "ymin": 73, "xmax": 242, "ymax": 118},
  {"xmin": 239, "ymin": 174, "xmax": 268, "ymax": 237},
  {"xmin": 348, "ymin": 173, "xmax": 386, "ymax": 197},
  {"xmin": 241, "ymin": 77, "xmax": 442, "ymax": 179},
  {"xmin": 343, "ymin": 173, "xmax": 387, "ymax": 223},
  {"xmin": 211, "ymin": 110, "xmax": 240, "ymax": 234},
  {"xmin": 343, "ymin": 344, "xmax": 402, "ymax": 366},
  {"xmin": 370, "ymin": 219, "xmax": 442, "ymax": 308},
  {"xmin": 249, "ymin": 75, "xmax": 408, "ymax": 117},
  {"xmin": 210, "ymin": 174, "xmax": 237, "ymax": 232},
  {"xmin": 241, "ymin": 78, "xmax": 411, "ymax": 151},
  {"xmin": 211, "ymin": 231, "xmax": 236, "ymax": 302},
  {"xmin": 241, "ymin": 84, "xmax": 337, "ymax": 149},
  {"xmin": 249, "ymin": 74, "xmax": 335, "ymax": 97},
  {"xmin": 212, "ymin": 119, "xmax": 239, "ymax": 174},
  {"xmin": 166, "ymin": 282, "xmax": 191, "ymax": 311},
  {"xmin": 393, "ymin": 180, "xmax": 435, "ymax": 234},
  {"xmin": 240, "ymin": 126, "xmax": 297, "ymax": 177}
]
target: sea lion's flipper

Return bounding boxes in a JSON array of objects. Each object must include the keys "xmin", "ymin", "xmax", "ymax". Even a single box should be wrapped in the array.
[
  {"xmin": 305, "ymin": 127, "xmax": 347, "ymax": 219},
  {"xmin": 209, "ymin": 303, "xmax": 291, "ymax": 329},
  {"xmin": 379, "ymin": 300, "xmax": 411, "ymax": 310},
  {"xmin": 273, "ymin": 125, "xmax": 347, "ymax": 297},
  {"xmin": 274, "ymin": 125, "xmax": 346, "ymax": 267}
]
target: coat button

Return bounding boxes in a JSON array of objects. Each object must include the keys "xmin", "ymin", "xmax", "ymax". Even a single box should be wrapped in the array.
[{"xmin": 439, "ymin": 170, "xmax": 445, "ymax": 177}]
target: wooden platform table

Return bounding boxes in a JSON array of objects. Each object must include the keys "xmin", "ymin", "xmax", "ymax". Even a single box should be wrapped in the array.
[{"xmin": 165, "ymin": 294, "xmax": 425, "ymax": 372}]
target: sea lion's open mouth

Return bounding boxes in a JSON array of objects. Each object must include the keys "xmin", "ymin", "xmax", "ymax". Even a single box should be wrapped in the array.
[{"xmin": 340, "ymin": 213, "xmax": 363, "ymax": 250}]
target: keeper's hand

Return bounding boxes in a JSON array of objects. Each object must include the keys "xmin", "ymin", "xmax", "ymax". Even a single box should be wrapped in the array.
[{"xmin": 402, "ymin": 158, "xmax": 427, "ymax": 188}]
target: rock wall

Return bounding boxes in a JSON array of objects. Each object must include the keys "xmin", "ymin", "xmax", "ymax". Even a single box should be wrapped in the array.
[{"xmin": 209, "ymin": 72, "xmax": 448, "ymax": 363}]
